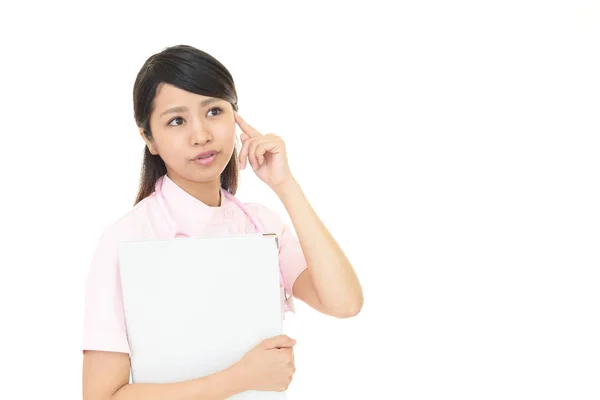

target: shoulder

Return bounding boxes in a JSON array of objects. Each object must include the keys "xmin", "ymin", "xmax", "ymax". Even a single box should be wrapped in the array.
[
  {"xmin": 241, "ymin": 202, "xmax": 286, "ymax": 232},
  {"xmin": 243, "ymin": 202, "xmax": 280, "ymax": 219},
  {"xmin": 240, "ymin": 201, "xmax": 298, "ymax": 238},
  {"xmin": 95, "ymin": 192, "xmax": 165, "ymax": 245},
  {"xmin": 243, "ymin": 202, "xmax": 285, "ymax": 222}
]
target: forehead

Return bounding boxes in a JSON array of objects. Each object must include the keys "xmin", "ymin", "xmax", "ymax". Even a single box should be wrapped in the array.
[{"xmin": 154, "ymin": 83, "xmax": 217, "ymax": 108}]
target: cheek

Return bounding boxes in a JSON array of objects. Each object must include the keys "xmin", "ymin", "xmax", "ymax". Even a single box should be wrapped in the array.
[
  {"xmin": 153, "ymin": 132, "xmax": 186, "ymax": 159},
  {"xmin": 213, "ymin": 124, "xmax": 237, "ymax": 147}
]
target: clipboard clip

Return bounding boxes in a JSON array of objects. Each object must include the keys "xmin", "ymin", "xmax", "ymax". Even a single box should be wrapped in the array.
[{"xmin": 262, "ymin": 233, "xmax": 279, "ymax": 249}]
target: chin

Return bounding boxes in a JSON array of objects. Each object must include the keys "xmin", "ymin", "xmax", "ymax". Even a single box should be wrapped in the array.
[
  {"xmin": 189, "ymin": 165, "xmax": 229, "ymax": 184},
  {"xmin": 187, "ymin": 170, "xmax": 224, "ymax": 184}
]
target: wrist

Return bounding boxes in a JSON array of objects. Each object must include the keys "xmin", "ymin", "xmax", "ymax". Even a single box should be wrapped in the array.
[
  {"xmin": 272, "ymin": 177, "xmax": 301, "ymax": 199},
  {"xmin": 225, "ymin": 362, "xmax": 251, "ymax": 393}
]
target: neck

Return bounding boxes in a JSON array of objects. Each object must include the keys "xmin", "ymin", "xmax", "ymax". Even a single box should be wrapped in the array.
[{"xmin": 166, "ymin": 172, "xmax": 222, "ymax": 207}]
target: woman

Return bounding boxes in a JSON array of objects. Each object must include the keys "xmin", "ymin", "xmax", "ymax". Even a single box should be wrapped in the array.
[{"xmin": 81, "ymin": 44, "xmax": 363, "ymax": 399}]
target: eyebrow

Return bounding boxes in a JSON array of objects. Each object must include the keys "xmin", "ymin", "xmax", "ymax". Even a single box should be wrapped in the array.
[{"xmin": 159, "ymin": 98, "xmax": 222, "ymax": 118}]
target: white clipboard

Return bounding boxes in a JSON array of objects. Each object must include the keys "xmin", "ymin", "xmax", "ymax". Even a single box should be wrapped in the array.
[{"xmin": 118, "ymin": 233, "xmax": 286, "ymax": 399}]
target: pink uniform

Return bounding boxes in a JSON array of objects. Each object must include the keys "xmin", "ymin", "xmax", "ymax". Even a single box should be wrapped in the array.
[{"xmin": 81, "ymin": 174, "xmax": 307, "ymax": 354}]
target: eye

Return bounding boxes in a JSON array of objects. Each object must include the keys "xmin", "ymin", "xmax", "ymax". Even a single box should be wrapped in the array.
[
  {"xmin": 167, "ymin": 116, "xmax": 184, "ymax": 127},
  {"xmin": 167, "ymin": 107, "xmax": 222, "ymax": 127},
  {"xmin": 207, "ymin": 107, "xmax": 223, "ymax": 117}
]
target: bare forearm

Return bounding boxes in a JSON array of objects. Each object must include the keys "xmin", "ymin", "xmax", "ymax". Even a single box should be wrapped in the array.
[
  {"xmin": 274, "ymin": 179, "xmax": 363, "ymax": 314},
  {"xmin": 111, "ymin": 365, "xmax": 246, "ymax": 400}
]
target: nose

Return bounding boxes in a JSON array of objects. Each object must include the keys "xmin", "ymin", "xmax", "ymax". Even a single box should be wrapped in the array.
[{"xmin": 190, "ymin": 119, "xmax": 212, "ymax": 145}]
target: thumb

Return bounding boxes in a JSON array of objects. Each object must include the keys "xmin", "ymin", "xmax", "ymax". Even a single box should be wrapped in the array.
[{"xmin": 261, "ymin": 334, "xmax": 296, "ymax": 350}]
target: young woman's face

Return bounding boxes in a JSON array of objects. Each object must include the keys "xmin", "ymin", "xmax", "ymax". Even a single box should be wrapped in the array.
[{"xmin": 141, "ymin": 83, "xmax": 236, "ymax": 183}]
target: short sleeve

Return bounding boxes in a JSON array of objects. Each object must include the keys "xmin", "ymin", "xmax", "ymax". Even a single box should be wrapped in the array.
[
  {"xmin": 247, "ymin": 203, "xmax": 308, "ymax": 297},
  {"xmin": 81, "ymin": 227, "xmax": 131, "ymax": 354},
  {"xmin": 278, "ymin": 222, "xmax": 308, "ymax": 297}
]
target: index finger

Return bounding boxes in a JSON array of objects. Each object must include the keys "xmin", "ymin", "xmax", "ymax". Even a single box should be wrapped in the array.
[
  {"xmin": 261, "ymin": 334, "xmax": 296, "ymax": 349},
  {"xmin": 234, "ymin": 112, "xmax": 261, "ymax": 138}
]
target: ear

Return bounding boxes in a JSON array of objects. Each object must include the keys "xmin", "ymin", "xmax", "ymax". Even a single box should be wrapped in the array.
[{"xmin": 139, "ymin": 127, "xmax": 158, "ymax": 155}]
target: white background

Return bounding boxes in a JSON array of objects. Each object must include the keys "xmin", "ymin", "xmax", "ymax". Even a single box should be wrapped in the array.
[{"xmin": 0, "ymin": 1, "xmax": 598, "ymax": 399}]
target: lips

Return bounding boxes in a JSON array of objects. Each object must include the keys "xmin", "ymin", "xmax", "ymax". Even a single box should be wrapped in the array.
[
  {"xmin": 192, "ymin": 150, "xmax": 219, "ymax": 166},
  {"xmin": 195, "ymin": 151, "xmax": 217, "ymax": 160}
]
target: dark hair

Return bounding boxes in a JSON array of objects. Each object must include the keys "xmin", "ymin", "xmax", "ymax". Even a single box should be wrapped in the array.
[{"xmin": 132, "ymin": 45, "xmax": 239, "ymax": 205}]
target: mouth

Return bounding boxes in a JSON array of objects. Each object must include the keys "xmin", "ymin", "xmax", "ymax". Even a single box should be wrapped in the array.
[{"xmin": 192, "ymin": 151, "xmax": 219, "ymax": 166}]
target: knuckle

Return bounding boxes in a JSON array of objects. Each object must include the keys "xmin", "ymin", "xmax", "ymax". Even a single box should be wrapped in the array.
[{"xmin": 276, "ymin": 382, "xmax": 288, "ymax": 392}]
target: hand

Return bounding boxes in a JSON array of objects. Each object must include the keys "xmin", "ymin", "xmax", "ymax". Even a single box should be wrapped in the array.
[
  {"xmin": 232, "ymin": 334, "xmax": 297, "ymax": 392},
  {"xmin": 235, "ymin": 112, "xmax": 295, "ymax": 189}
]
